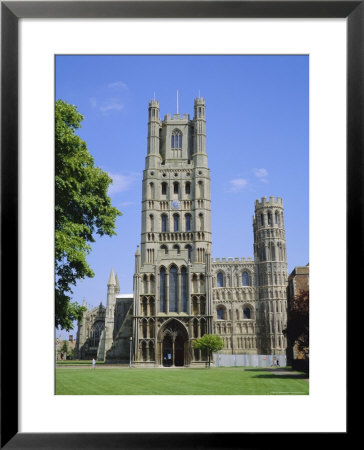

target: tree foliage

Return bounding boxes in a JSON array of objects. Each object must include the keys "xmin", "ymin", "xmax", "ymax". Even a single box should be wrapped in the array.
[
  {"xmin": 193, "ymin": 334, "xmax": 224, "ymax": 367},
  {"xmin": 55, "ymin": 100, "xmax": 121, "ymax": 331},
  {"xmin": 283, "ymin": 289, "xmax": 309, "ymax": 357}
]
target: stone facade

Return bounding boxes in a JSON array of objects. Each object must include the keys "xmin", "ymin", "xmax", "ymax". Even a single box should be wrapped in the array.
[{"xmin": 75, "ymin": 97, "xmax": 289, "ymax": 366}]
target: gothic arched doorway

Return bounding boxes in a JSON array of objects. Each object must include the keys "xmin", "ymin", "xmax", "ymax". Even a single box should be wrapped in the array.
[{"xmin": 159, "ymin": 319, "xmax": 189, "ymax": 367}]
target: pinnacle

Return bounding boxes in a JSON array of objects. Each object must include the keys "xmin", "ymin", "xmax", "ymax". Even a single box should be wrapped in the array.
[
  {"xmin": 107, "ymin": 268, "xmax": 116, "ymax": 285},
  {"xmin": 115, "ymin": 273, "xmax": 120, "ymax": 292}
]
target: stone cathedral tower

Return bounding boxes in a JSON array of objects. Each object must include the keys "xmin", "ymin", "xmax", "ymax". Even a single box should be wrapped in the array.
[
  {"xmin": 132, "ymin": 97, "xmax": 213, "ymax": 367},
  {"xmin": 253, "ymin": 197, "xmax": 288, "ymax": 354},
  {"xmin": 76, "ymin": 96, "xmax": 290, "ymax": 367}
]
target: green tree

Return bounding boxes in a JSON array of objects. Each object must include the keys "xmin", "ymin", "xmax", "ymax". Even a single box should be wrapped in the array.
[
  {"xmin": 283, "ymin": 289, "xmax": 309, "ymax": 358},
  {"xmin": 193, "ymin": 334, "xmax": 224, "ymax": 367},
  {"xmin": 55, "ymin": 100, "xmax": 121, "ymax": 331},
  {"xmin": 61, "ymin": 340, "xmax": 69, "ymax": 360}
]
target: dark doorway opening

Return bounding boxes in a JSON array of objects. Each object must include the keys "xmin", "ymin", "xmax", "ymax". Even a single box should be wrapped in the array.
[
  {"xmin": 174, "ymin": 335, "xmax": 185, "ymax": 366},
  {"xmin": 162, "ymin": 334, "xmax": 173, "ymax": 367}
]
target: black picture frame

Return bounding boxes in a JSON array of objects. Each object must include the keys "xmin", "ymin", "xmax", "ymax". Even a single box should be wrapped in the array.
[{"xmin": 1, "ymin": 1, "xmax": 356, "ymax": 448}]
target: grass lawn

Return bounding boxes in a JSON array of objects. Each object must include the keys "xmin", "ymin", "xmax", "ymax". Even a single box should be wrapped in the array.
[{"xmin": 55, "ymin": 367, "xmax": 309, "ymax": 395}]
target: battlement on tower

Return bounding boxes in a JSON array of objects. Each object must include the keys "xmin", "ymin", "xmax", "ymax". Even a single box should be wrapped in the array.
[
  {"xmin": 163, "ymin": 113, "xmax": 190, "ymax": 121},
  {"xmin": 255, "ymin": 196, "xmax": 283, "ymax": 209},
  {"xmin": 149, "ymin": 100, "xmax": 159, "ymax": 108},
  {"xmin": 194, "ymin": 97, "xmax": 205, "ymax": 104}
]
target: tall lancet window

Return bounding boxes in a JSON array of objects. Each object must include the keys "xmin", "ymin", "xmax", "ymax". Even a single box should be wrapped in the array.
[
  {"xmin": 185, "ymin": 214, "xmax": 191, "ymax": 232},
  {"xmin": 169, "ymin": 266, "xmax": 178, "ymax": 312},
  {"xmin": 173, "ymin": 214, "xmax": 179, "ymax": 232},
  {"xmin": 181, "ymin": 267, "xmax": 188, "ymax": 312},
  {"xmin": 185, "ymin": 245, "xmax": 192, "ymax": 261},
  {"xmin": 275, "ymin": 211, "xmax": 280, "ymax": 225},
  {"xmin": 161, "ymin": 214, "xmax": 167, "ymax": 232},
  {"xmin": 242, "ymin": 272, "xmax": 250, "ymax": 286},
  {"xmin": 160, "ymin": 267, "xmax": 167, "ymax": 313},
  {"xmin": 217, "ymin": 272, "xmax": 224, "ymax": 288},
  {"xmin": 171, "ymin": 129, "xmax": 182, "ymax": 149}
]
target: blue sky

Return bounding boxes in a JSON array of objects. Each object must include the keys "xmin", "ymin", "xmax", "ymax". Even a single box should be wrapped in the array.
[{"xmin": 55, "ymin": 55, "xmax": 308, "ymax": 338}]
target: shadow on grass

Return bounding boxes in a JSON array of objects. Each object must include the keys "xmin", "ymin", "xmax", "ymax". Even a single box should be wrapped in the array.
[
  {"xmin": 253, "ymin": 374, "xmax": 308, "ymax": 380},
  {"xmin": 243, "ymin": 368, "xmax": 308, "ymax": 379}
]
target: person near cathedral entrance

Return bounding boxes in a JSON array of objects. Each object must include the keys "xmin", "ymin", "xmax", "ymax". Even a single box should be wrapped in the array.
[{"xmin": 92, "ymin": 358, "xmax": 96, "ymax": 369}]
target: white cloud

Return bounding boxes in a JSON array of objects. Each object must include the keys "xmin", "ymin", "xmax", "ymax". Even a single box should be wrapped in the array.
[
  {"xmin": 89, "ymin": 81, "xmax": 128, "ymax": 115},
  {"xmin": 99, "ymin": 98, "xmax": 124, "ymax": 115},
  {"xmin": 108, "ymin": 81, "xmax": 128, "ymax": 90},
  {"xmin": 108, "ymin": 172, "xmax": 139, "ymax": 195},
  {"xmin": 229, "ymin": 178, "xmax": 248, "ymax": 192},
  {"xmin": 253, "ymin": 168, "xmax": 269, "ymax": 183},
  {"xmin": 120, "ymin": 201, "xmax": 135, "ymax": 207}
]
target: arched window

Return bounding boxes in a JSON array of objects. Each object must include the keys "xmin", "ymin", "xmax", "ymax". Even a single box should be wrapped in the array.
[
  {"xmin": 185, "ymin": 182, "xmax": 191, "ymax": 195},
  {"xmin": 198, "ymin": 213, "xmax": 204, "ymax": 231},
  {"xmin": 141, "ymin": 341, "xmax": 147, "ymax": 361},
  {"xmin": 268, "ymin": 212, "xmax": 272, "ymax": 226},
  {"xmin": 173, "ymin": 182, "xmax": 179, "ymax": 194},
  {"xmin": 217, "ymin": 306, "xmax": 226, "ymax": 320},
  {"xmin": 161, "ymin": 214, "xmax": 167, "ymax": 232},
  {"xmin": 192, "ymin": 274, "xmax": 198, "ymax": 293},
  {"xmin": 173, "ymin": 244, "xmax": 180, "ymax": 254},
  {"xmin": 171, "ymin": 129, "xmax": 182, "ymax": 149},
  {"xmin": 275, "ymin": 211, "xmax": 280, "ymax": 225},
  {"xmin": 197, "ymin": 181, "xmax": 204, "ymax": 198},
  {"xmin": 173, "ymin": 214, "xmax": 179, "ymax": 232},
  {"xmin": 161, "ymin": 182, "xmax": 167, "ymax": 195},
  {"xmin": 260, "ymin": 214, "xmax": 265, "ymax": 227},
  {"xmin": 181, "ymin": 267, "xmax": 187, "ymax": 312},
  {"xmin": 260, "ymin": 246, "xmax": 266, "ymax": 261},
  {"xmin": 185, "ymin": 214, "xmax": 191, "ymax": 232},
  {"xmin": 243, "ymin": 307, "xmax": 251, "ymax": 319},
  {"xmin": 271, "ymin": 244, "xmax": 276, "ymax": 261},
  {"xmin": 192, "ymin": 296, "xmax": 198, "ymax": 315},
  {"xmin": 90, "ymin": 321, "xmax": 104, "ymax": 348},
  {"xmin": 200, "ymin": 318, "xmax": 206, "ymax": 336},
  {"xmin": 242, "ymin": 272, "xmax": 250, "ymax": 286},
  {"xmin": 193, "ymin": 319, "xmax": 199, "ymax": 338},
  {"xmin": 141, "ymin": 296, "xmax": 148, "ymax": 315},
  {"xmin": 149, "ymin": 214, "xmax": 154, "ymax": 232},
  {"xmin": 185, "ymin": 244, "xmax": 192, "ymax": 261},
  {"xmin": 160, "ymin": 267, "xmax": 166, "ymax": 312},
  {"xmin": 169, "ymin": 266, "xmax": 178, "ymax": 312},
  {"xmin": 142, "ymin": 275, "xmax": 148, "ymax": 294},
  {"xmin": 217, "ymin": 272, "xmax": 224, "ymax": 288},
  {"xmin": 149, "ymin": 182, "xmax": 154, "ymax": 199},
  {"xmin": 150, "ymin": 275, "xmax": 155, "ymax": 293},
  {"xmin": 142, "ymin": 319, "xmax": 148, "ymax": 338},
  {"xmin": 200, "ymin": 297, "xmax": 206, "ymax": 315},
  {"xmin": 160, "ymin": 244, "xmax": 168, "ymax": 254}
]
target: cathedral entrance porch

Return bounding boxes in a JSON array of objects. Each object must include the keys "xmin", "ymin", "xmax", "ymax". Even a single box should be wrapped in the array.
[{"xmin": 159, "ymin": 319, "xmax": 189, "ymax": 367}]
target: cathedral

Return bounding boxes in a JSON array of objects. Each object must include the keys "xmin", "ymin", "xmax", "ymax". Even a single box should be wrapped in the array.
[{"xmin": 75, "ymin": 97, "xmax": 288, "ymax": 367}]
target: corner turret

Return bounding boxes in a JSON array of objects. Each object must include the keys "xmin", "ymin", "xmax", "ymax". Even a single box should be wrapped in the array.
[
  {"xmin": 253, "ymin": 196, "xmax": 288, "ymax": 355},
  {"xmin": 146, "ymin": 99, "xmax": 161, "ymax": 169}
]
